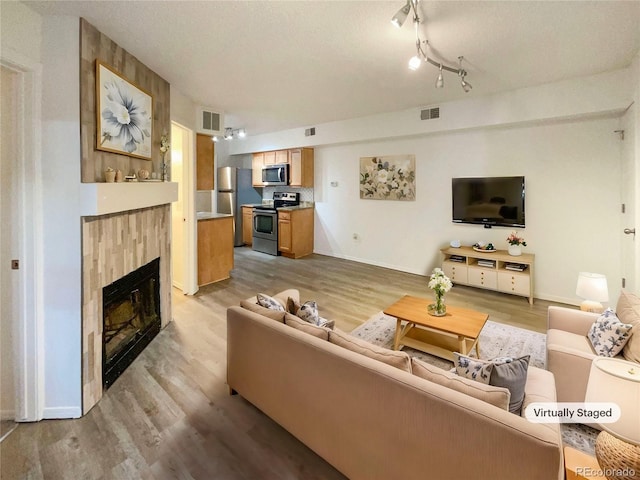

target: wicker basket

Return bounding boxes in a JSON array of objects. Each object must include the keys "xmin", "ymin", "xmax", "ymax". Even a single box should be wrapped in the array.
[{"xmin": 595, "ymin": 431, "xmax": 640, "ymax": 480}]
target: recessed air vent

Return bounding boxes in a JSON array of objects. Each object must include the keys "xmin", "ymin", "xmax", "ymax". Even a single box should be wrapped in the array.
[
  {"xmin": 305, "ymin": 127, "xmax": 316, "ymax": 137},
  {"xmin": 420, "ymin": 107, "xmax": 440, "ymax": 120},
  {"xmin": 197, "ymin": 107, "xmax": 224, "ymax": 135}
]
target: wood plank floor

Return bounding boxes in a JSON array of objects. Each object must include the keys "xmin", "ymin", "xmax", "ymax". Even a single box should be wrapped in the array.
[{"xmin": 0, "ymin": 248, "xmax": 567, "ymax": 479}]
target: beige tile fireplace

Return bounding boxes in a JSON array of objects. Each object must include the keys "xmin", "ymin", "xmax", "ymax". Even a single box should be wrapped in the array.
[{"xmin": 81, "ymin": 204, "xmax": 172, "ymax": 414}]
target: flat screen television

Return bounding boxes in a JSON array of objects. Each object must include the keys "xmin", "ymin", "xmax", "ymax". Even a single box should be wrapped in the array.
[{"xmin": 452, "ymin": 176, "xmax": 525, "ymax": 228}]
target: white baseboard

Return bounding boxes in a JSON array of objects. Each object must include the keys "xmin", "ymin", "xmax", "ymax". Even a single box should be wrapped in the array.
[
  {"xmin": 313, "ymin": 249, "xmax": 579, "ymax": 307},
  {"xmin": 42, "ymin": 406, "xmax": 82, "ymax": 419},
  {"xmin": 313, "ymin": 249, "xmax": 425, "ymax": 276}
]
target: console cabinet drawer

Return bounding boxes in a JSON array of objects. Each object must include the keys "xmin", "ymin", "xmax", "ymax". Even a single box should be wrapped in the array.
[
  {"xmin": 442, "ymin": 261, "xmax": 468, "ymax": 284},
  {"xmin": 498, "ymin": 272, "xmax": 530, "ymax": 296},
  {"xmin": 468, "ymin": 268, "xmax": 498, "ymax": 289}
]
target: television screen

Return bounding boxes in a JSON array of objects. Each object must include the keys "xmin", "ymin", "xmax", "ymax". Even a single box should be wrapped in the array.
[{"xmin": 452, "ymin": 176, "xmax": 525, "ymax": 227}]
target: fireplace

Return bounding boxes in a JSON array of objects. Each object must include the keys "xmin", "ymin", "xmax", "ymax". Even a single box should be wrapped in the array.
[{"xmin": 102, "ymin": 257, "xmax": 161, "ymax": 388}]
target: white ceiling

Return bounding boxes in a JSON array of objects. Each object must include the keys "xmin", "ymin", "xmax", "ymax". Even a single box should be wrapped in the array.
[{"xmin": 25, "ymin": 0, "xmax": 640, "ymax": 135}]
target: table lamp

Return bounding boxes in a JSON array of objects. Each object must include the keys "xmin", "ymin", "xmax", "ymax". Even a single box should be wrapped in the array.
[
  {"xmin": 576, "ymin": 272, "xmax": 609, "ymax": 313},
  {"xmin": 584, "ymin": 357, "xmax": 640, "ymax": 480}
]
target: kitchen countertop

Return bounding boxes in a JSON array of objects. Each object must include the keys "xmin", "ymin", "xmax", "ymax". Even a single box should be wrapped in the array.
[
  {"xmin": 276, "ymin": 204, "xmax": 314, "ymax": 211},
  {"xmin": 197, "ymin": 212, "xmax": 233, "ymax": 221}
]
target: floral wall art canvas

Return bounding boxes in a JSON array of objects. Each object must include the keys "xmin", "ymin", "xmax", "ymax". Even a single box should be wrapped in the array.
[
  {"xmin": 359, "ymin": 155, "xmax": 416, "ymax": 201},
  {"xmin": 96, "ymin": 61, "xmax": 153, "ymax": 160}
]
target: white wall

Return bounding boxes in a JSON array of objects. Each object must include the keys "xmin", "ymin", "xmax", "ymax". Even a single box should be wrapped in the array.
[
  {"xmin": 0, "ymin": 1, "xmax": 42, "ymax": 62},
  {"xmin": 40, "ymin": 16, "xmax": 82, "ymax": 418},
  {"xmin": 313, "ymin": 117, "xmax": 622, "ymax": 305}
]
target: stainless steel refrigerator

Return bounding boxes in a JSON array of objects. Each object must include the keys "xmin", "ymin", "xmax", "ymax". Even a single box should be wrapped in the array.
[{"xmin": 217, "ymin": 167, "xmax": 262, "ymax": 246}]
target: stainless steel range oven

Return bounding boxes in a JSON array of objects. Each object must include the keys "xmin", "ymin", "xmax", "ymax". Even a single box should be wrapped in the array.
[
  {"xmin": 252, "ymin": 207, "xmax": 278, "ymax": 255},
  {"xmin": 252, "ymin": 192, "xmax": 300, "ymax": 256}
]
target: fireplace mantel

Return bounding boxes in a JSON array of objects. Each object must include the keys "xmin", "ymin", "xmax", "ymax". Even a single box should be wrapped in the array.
[{"xmin": 80, "ymin": 182, "xmax": 179, "ymax": 216}]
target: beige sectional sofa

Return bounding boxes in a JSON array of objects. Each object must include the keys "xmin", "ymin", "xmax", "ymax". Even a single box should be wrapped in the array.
[{"xmin": 227, "ymin": 289, "xmax": 563, "ymax": 480}]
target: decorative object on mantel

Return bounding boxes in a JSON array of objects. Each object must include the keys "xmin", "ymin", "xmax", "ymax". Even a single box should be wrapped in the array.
[
  {"xmin": 114, "ymin": 169, "xmax": 123, "ymax": 182},
  {"xmin": 506, "ymin": 231, "xmax": 527, "ymax": 256},
  {"xmin": 124, "ymin": 175, "xmax": 137, "ymax": 182},
  {"xmin": 104, "ymin": 167, "xmax": 116, "ymax": 183},
  {"xmin": 427, "ymin": 267, "xmax": 452, "ymax": 316},
  {"xmin": 159, "ymin": 133, "xmax": 170, "ymax": 181},
  {"xmin": 359, "ymin": 155, "xmax": 416, "ymax": 201},
  {"xmin": 137, "ymin": 169, "xmax": 150, "ymax": 181},
  {"xmin": 96, "ymin": 60, "xmax": 153, "ymax": 160}
]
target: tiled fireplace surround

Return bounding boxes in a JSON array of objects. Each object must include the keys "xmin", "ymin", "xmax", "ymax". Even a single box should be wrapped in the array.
[{"xmin": 81, "ymin": 205, "xmax": 171, "ymax": 414}]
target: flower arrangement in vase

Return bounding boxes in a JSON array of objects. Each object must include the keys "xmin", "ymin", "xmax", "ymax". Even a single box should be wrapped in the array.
[
  {"xmin": 159, "ymin": 134, "xmax": 170, "ymax": 181},
  {"xmin": 506, "ymin": 232, "xmax": 527, "ymax": 256},
  {"xmin": 428, "ymin": 268, "xmax": 452, "ymax": 316}
]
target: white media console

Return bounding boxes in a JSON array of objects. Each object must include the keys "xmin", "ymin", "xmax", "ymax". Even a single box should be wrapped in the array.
[{"xmin": 441, "ymin": 246, "xmax": 535, "ymax": 304}]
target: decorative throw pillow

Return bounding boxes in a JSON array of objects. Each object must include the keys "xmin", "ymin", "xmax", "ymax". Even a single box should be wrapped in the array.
[
  {"xmin": 488, "ymin": 355, "xmax": 530, "ymax": 414},
  {"xmin": 587, "ymin": 308, "xmax": 633, "ymax": 357},
  {"xmin": 454, "ymin": 353, "xmax": 530, "ymax": 414},
  {"xmin": 454, "ymin": 353, "xmax": 493, "ymax": 384},
  {"xmin": 296, "ymin": 300, "xmax": 321, "ymax": 325},
  {"xmin": 286, "ymin": 297, "xmax": 300, "ymax": 315},
  {"xmin": 615, "ymin": 291, "xmax": 640, "ymax": 363},
  {"xmin": 256, "ymin": 293, "xmax": 285, "ymax": 312}
]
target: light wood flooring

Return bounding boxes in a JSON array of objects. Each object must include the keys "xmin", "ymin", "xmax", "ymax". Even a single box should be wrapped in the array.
[{"xmin": 0, "ymin": 248, "xmax": 567, "ymax": 479}]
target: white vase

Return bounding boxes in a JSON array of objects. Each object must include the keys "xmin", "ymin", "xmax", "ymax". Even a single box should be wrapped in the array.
[{"xmin": 508, "ymin": 245, "xmax": 522, "ymax": 256}]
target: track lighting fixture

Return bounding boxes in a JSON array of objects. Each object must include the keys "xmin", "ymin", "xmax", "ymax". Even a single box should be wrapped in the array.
[
  {"xmin": 435, "ymin": 65, "xmax": 444, "ymax": 88},
  {"xmin": 391, "ymin": 0, "xmax": 472, "ymax": 93},
  {"xmin": 391, "ymin": 0, "xmax": 411, "ymax": 28},
  {"xmin": 213, "ymin": 127, "xmax": 247, "ymax": 142}
]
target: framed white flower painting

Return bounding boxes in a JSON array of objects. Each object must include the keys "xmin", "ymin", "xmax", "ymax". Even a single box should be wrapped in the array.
[
  {"xmin": 96, "ymin": 61, "xmax": 153, "ymax": 160},
  {"xmin": 359, "ymin": 155, "xmax": 416, "ymax": 201}
]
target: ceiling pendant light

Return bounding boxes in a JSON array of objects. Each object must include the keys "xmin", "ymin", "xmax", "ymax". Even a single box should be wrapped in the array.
[
  {"xmin": 435, "ymin": 64, "xmax": 444, "ymax": 88},
  {"xmin": 391, "ymin": 1, "xmax": 411, "ymax": 28}
]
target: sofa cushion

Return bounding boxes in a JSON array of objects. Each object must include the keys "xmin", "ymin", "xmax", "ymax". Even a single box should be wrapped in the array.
[
  {"xmin": 587, "ymin": 308, "xmax": 632, "ymax": 357},
  {"xmin": 453, "ymin": 353, "xmax": 493, "ymax": 384},
  {"xmin": 616, "ymin": 291, "xmax": 640, "ymax": 363},
  {"xmin": 411, "ymin": 358, "xmax": 510, "ymax": 410},
  {"xmin": 454, "ymin": 353, "xmax": 530, "ymax": 414},
  {"xmin": 240, "ymin": 299, "xmax": 286, "ymax": 322},
  {"xmin": 329, "ymin": 329, "xmax": 411, "ymax": 372},
  {"xmin": 284, "ymin": 313, "xmax": 330, "ymax": 340},
  {"xmin": 257, "ymin": 293, "xmax": 286, "ymax": 311}
]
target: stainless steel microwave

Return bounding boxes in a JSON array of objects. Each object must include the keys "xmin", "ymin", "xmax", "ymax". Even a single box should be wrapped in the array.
[{"xmin": 262, "ymin": 164, "xmax": 289, "ymax": 186}]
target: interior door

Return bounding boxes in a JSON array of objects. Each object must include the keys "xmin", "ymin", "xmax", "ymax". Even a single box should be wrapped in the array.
[
  {"xmin": 1, "ymin": 66, "xmax": 18, "ymax": 430},
  {"xmin": 620, "ymin": 105, "xmax": 636, "ymax": 294}
]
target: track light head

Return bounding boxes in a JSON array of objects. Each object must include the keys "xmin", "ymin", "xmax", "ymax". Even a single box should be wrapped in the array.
[
  {"xmin": 238, "ymin": 128, "xmax": 246, "ymax": 138},
  {"xmin": 460, "ymin": 77, "xmax": 472, "ymax": 93},
  {"xmin": 435, "ymin": 65, "xmax": 444, "ymax": 88},
  {"xmin": 391, "ymin": 1, "xmax": 411, "ymax": 28},
  {"xmin": 224, "ymin": 128, "xmax": 234, "ymax": 140}
]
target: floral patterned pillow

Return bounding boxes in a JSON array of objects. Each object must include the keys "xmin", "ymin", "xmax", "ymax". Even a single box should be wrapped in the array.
[
  {"xmin": 296, "ymin": 300, "xmax": 321, "ymax": 325},
  {"xmin": 588, "ymin": 308, "xmax": 633, "ymax": 357},
  {"xmin": 454, "ymin": 353, "xmax": 493, "ymax": 384},
  {"xmin": 256, "ymin": 293, "xmax": 285, "ymax": 312}
]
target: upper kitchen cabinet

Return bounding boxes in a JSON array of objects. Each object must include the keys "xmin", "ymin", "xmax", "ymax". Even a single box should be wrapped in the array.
[
  {"xmin": 263, "ymin": 150, "xmax": 288, "ymax": 165},
  {"xmin": 252, "ymin": 153, "xmax": 264, "ymax": 186},
  {"xmin": 289, "ymin": 148, "xmax": 314, "ymax": 188},
  {"xmin": 196, "ymin": 133, "xmax": 215, "ymax": 190}
]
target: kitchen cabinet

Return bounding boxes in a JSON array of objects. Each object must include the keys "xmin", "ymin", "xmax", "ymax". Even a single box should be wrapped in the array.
[
  {"xmin": 263, "ymin": 150, "xmax": 288, "ymax": 165},
  {"xmin": 196, "ymin": 133, "xmax": 215, "ymax": 190},
  {"xmin": 289, "ymin": 148, "xmax": 314, "ymax": 188},
  {"xmin": 278, "ymin": 208, "xmax": 314, "ymax": 258},
  {"xmin": 242, "ymin": 206, "xmax": 253, "ymax": 245},
  {"xmin": 197, "ymin": 215, "xmax": 234, "ymax": 286},
  {"xmin": 252, "ymin": 153, "xmax": 264, "ymax": 186}
]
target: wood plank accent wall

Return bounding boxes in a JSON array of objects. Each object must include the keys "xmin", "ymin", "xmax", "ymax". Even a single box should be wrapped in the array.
[
  {"xmin": 81, "ymin": 205, "xmax": 171, "ymax": 414},
  {"xmin": 80, "ymin": 18, "xmax": 171, "ymax": 183}
]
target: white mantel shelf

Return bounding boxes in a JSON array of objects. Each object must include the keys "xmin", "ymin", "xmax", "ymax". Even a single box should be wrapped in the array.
[{"xmin": 80, "ymin": 182, "xmax": 179, "ymax": 217}]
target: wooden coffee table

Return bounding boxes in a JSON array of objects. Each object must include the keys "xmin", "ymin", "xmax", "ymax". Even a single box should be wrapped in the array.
[{"xmin": 383, "ymin": 295, "xmax": 489, "ymax": 361}]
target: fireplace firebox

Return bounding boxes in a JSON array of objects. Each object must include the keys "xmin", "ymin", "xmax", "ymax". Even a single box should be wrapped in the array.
[{"xmin": 102, "ymin": 258, "xmax": 161, "ymax": 388}]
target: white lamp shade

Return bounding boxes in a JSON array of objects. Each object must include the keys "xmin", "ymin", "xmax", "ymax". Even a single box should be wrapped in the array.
[
  {"xmin": 585, "ymin": 357, "xmax": 640, "ymax": 445},
  {"xmin": 576, "ymin": 272, "xmax": 609, "ymax": 302}
]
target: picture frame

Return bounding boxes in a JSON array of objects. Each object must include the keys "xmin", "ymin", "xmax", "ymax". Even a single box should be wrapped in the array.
[
  {"xmin": 95, "ymin": 60, "xmax": 153, "ymax": 160},
  {"xmin": 359, "ymin": 154, "xmax": 416, "ymax": 201}
]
